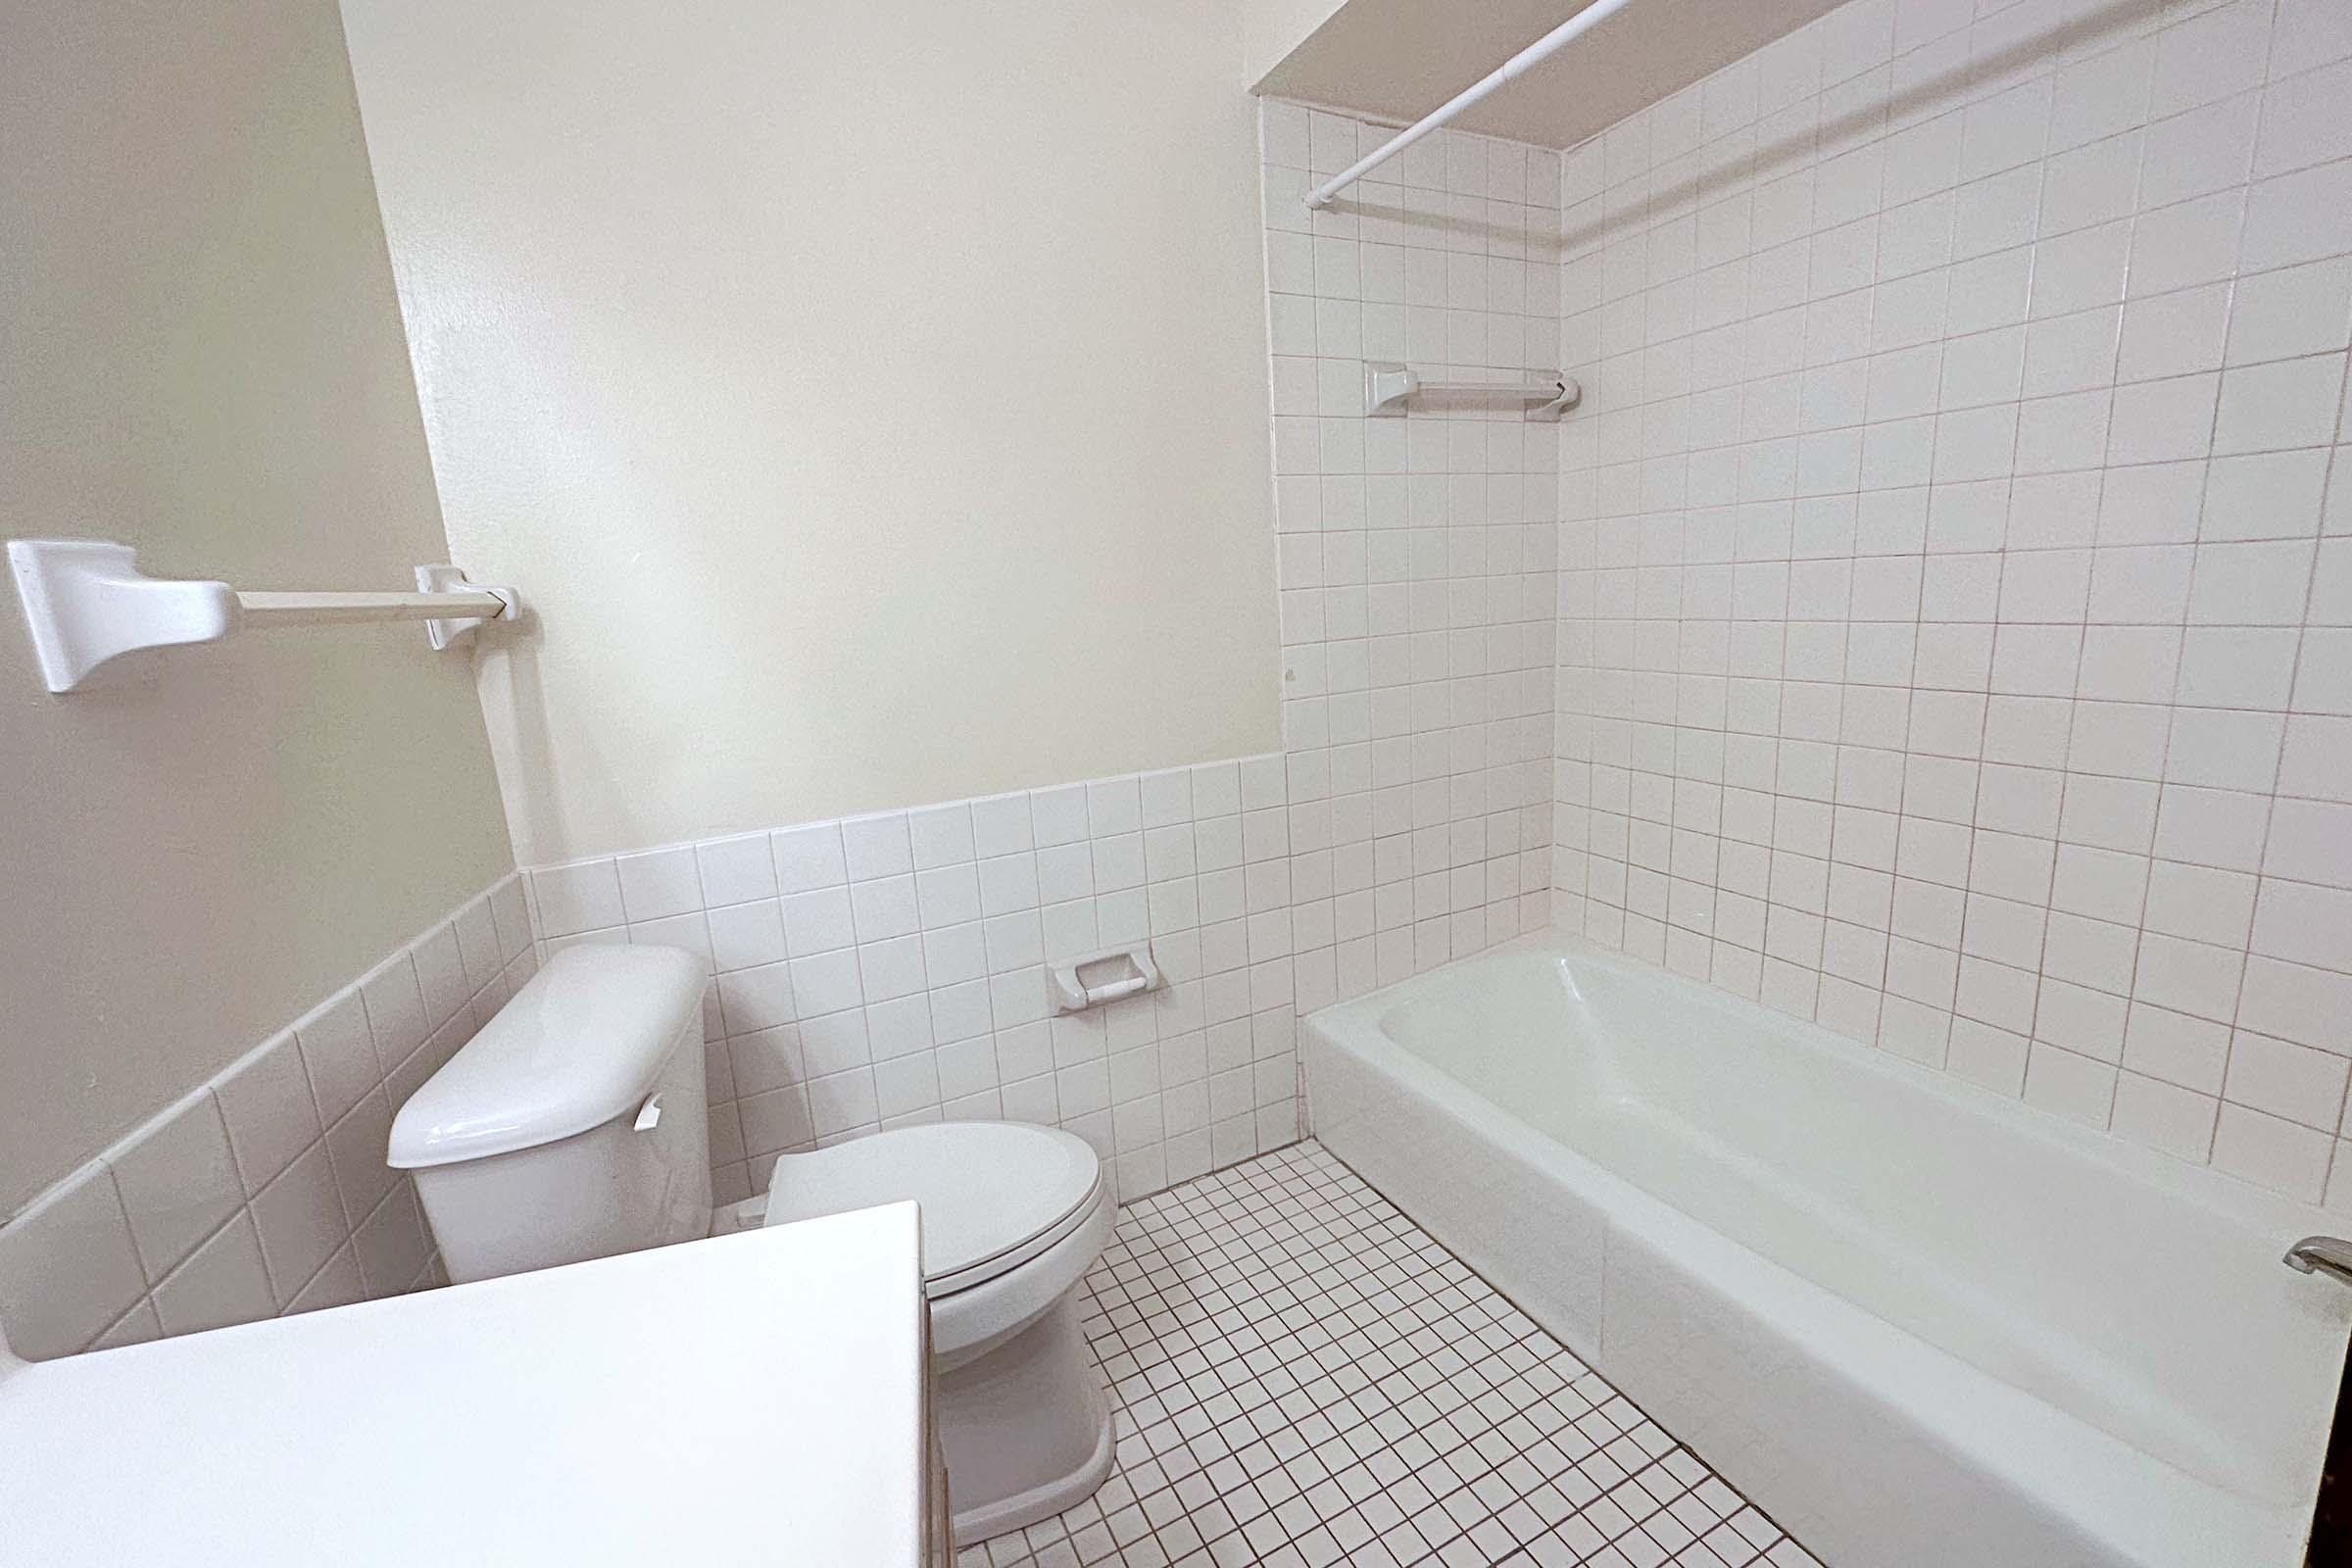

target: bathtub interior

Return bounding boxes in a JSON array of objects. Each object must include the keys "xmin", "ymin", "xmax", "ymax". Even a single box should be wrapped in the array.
[{"xmin": 1370, "ymin": 944, "xmax": 2347, "ymax": 1513}]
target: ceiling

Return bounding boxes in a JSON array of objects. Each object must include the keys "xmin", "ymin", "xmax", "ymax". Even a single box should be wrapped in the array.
[{"xmin": 1253, "ymin": 0, "xmax": 1847, "ymax": 150}]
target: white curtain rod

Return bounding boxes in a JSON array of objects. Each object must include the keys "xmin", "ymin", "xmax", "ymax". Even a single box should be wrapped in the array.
[{"xmin": 1304, "ymin": 0, "xmax": 1640, "ymax": 210}]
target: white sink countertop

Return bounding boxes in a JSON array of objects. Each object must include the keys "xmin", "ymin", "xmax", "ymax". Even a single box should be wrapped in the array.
[{"xmin": 0, "ymin": 1201, "xmax": 929, "ymax": 1567}]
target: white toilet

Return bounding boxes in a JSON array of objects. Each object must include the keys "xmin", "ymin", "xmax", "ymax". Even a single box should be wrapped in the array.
[
  {"xmin": 760, "ymin": 1119, "xmax": 1115, "ymax": 1542},
  {"xmin": 386, "ymin": 942, "xmax": 1115, "ymax": 1545}
]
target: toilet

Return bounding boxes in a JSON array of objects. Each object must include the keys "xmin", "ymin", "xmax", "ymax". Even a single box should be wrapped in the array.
[
  {"xmin": 385, "ymin": 942, "xmax": 1115, "ymax": 1545},
  {"xmin": 760, "ymin": 1120, "xmax": 1115, "ymax": 1544}
]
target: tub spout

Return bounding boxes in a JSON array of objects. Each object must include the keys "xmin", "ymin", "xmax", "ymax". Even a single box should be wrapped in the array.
[{"xmin": 2284, "ymin": 1236, "xmax": 2352, "ymax": 1286}]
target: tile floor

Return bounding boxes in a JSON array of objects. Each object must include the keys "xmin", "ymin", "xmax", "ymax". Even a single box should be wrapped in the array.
[{"xmin": 963, "ymin": 1141, "xmax": 1821, "ymax": 1568}]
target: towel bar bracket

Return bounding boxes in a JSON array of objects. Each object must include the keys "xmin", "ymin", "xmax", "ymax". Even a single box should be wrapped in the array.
[{"xmin": 6, "ymin": 538, "xmax": 521, "ymax": 693}]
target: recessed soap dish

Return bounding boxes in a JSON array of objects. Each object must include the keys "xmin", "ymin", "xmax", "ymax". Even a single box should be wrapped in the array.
[{"xmin": 1047, "ymin": 947, "xmax": 1162, "ymax": 1015}]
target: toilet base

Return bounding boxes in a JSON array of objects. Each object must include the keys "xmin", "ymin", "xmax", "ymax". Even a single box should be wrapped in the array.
[
  {"xmin": 939, "ymin": 1294, "xmax": 1114, "ymax": 1545},
  {"xmin": 949, "ymin": 1397, "xmax": 1114, "ymax": 1546}
]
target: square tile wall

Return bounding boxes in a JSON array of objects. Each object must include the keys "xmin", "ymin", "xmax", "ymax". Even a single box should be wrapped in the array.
[
  {"xmin": 524, "ymin": 756, "xmax": 1304, "ymax": 1210},
  {"xmin": 0, "ymin": 874, "xmax": 539, "ymax": 1360},
  {"xmin": 1258, "ymin": 103, "xmax": 1566, "ymax": 1007},
  {"xmin": 1547, "ymin": 0, "xmax": 2352, "ymax": 1203}
]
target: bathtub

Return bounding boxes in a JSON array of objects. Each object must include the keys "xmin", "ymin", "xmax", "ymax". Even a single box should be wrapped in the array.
[{"xmin": 1305, "ymin": 934, "xmax": 2352, "ymax": 1568}]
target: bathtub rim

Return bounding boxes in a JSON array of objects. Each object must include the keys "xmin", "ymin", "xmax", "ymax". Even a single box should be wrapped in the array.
[{"xmin": 1312, "ymin": 926, "xmax": 2340, "ymax": 1245}]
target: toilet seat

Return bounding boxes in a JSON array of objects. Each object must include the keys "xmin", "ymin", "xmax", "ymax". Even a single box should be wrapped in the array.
[
  {"xmin": 762, "ymin": 1121, "xmax": 1102, "ymax": 1298},
  {"xmin": 924, "ymin": 1170, "xmax": 1102, "ymax": 1297}
]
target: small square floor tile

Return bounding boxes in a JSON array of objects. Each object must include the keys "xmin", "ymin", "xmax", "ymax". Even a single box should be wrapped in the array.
[{"xmin": 972, "ymin": 1141, "xmax": 1811, "ymax": 1568}]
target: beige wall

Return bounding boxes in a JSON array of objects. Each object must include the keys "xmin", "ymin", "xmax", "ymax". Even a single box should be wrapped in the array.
[
  {"xmin": 340, "ymin": 0, "xmax": 1283, "ymax": 864},
  {"xmin": 1252, "ymin": 0, "xmax": 1845, "ymax": 150},
  {"xmin": 0, "ymin": 0, "xmax": 514, "ymax": 1214},
  {"xmin": 1247, "ymin": 0, "xmax": 1351, "ymax": 87}
]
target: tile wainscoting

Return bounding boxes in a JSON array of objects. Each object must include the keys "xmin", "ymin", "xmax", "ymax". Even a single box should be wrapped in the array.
[
  {"xmin": 0, "ymin": 874, "xmax": 540, "ymax": 1360},
  {"xmin": 523, "ymin": 755, "xmax": 1306, "ymax": 1210}
]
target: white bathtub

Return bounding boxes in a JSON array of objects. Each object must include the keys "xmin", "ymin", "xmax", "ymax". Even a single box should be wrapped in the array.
[{"xmin": 1305, "ymin": 934, "xmax": 2352, "ymax": 1568}]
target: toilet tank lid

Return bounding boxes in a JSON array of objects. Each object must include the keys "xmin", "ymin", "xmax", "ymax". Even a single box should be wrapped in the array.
[{"xmin": 387, "ymin": 944, "xmax": 706, "ymax": 1170}]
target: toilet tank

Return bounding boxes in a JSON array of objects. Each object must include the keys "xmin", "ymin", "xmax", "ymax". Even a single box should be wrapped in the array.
[{"xmin": 388, "ymin": 944, "xmax": 712, "ymax": 1284}]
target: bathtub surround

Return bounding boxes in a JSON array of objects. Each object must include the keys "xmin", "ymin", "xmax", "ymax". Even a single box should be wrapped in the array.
[
  {"xmin": 1258, "ymin": 106, "xmax": 1568, "ymax": 1010},
  {"xmin": 1544, "ymin": 0, "xmax": 2352, "ymax": 1204},
  {"xmin": 338, "ymin": 0, "xmax": 1282, "ymax": 864},
  {"xmin": 0, "ymin": 876, "xmax": 539, "ymax": 1360},
  {"xmin": 0, "ymin": 0, "xmax": 515, "ymax": 1218},
  {"xmin": 1259, "ymin": 0, "xmax": 2352, "ymax": 1216},
  {"xmin": 523, "ymin": 757, "xmax": 1305, "ymax": 1208}
]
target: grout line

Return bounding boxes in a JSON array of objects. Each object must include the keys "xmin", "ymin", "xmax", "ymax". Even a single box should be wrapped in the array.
[{"xmin": 1530, "ymin": 3, "xmax": 2350, "ymax": 1187}]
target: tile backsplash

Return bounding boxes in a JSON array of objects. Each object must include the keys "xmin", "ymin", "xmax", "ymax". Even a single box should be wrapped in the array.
[
  {"xmin": 1544, "ymin": 0, "xmax": 2352, "ymax": 1202},
  {"xmin": 0, "ymin": 875, "xmax": 539, "ymax": 1360},
  {"xmin": 524, "ymin": 755, "xmax": 1305, "ymax": 1210}
]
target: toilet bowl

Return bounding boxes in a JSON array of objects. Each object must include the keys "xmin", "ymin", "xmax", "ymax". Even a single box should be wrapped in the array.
[
  {"xmin": 760, "ymin": 1120, "xmax": 1117, "ymax": 1544},
  {"xmin": 385, "ymin": 942, "xmax": 1114, "ymax": 1545}
]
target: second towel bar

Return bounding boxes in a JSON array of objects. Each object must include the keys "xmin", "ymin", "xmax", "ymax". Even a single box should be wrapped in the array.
[{"xmin": 1364, "ymin": 363, "xmax": 1582, "ymax": 418}]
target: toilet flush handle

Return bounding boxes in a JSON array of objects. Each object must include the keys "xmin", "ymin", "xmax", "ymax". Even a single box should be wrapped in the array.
[{"xmin": 632, "ymin": 1094, "xmax": 663, "ymax": 1133}]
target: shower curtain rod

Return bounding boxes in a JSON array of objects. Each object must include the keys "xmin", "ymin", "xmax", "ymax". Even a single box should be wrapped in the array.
[{"xmin": 1303, "ymin": 0, "xmax": 1639, "ymax": 210}]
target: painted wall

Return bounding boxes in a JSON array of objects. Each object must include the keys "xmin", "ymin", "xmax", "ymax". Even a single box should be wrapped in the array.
[
  {"xmin": 340, "ymin": 0, "xmax": 1283, "ymax": 865},
  {"xmin": 1548, "ymin": 0, "xmax": 2352, "ymax": 1204},
  {"xmin": 1250, "ymin": 0, "xmax": 1847, "ymax": 152},
  {"xmin": 1247, "ymin": 0, "xmax": 1351, "ymax": 88},
  {"xmin": 0, "ymin": 0, "xmax": 514, "ymax": 1216}
]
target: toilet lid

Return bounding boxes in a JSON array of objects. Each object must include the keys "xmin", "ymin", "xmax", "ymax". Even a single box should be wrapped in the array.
[{"xmin": 763, "ymin": 1122, "xmax": 1102, "ymax": 1294}]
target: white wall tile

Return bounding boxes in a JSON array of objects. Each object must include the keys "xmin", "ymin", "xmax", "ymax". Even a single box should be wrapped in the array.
[
  {"xmin": 286, "ymin": 1247, "xmax": 366, "ymax": 1316},
  {"xmin": 358, "ymin": 956, "xmax": 428, "ymax": 1070},
  {"xmin": 0, "ymin": 1164, "xmax": 145, "ymax": 1359},
  {"xmin": 215, "ymin": 1032, "xmax": 321, "ymax": 1196},
  {"xmin": 0, "ymin": 868, "xmax": 539, "ymax": 1358},
  {"xmin": 108, "ymin": 1092, "xmax": 241, "ymax": 1282},
  {"xmin": 249, "ymin": 1142, "xmax": 350, "ymax": 1303},
  {"xmin": 530, "ymin": 858, "xmax": 622, "ymax": 937},
  {"xmin": 969, "ymin": 794, "xmax": 1035, "ymax": 858},
  {"xmin": 351, "ymin": 1184, "xmax": 432, "ymax": 1298},
  {"xmin": 895, "ymin": 807, "xmax": 971, "ymax": 879},
  {"xmin": 849, "ymin": 875, "xmax": 920, "ymax": 944},
  {"xmin": 707, "ymin": 901, "xmax": 787, "ymax": 972},
  {"xmin": 564, "ymin": 753, "xmax": 1301, "ymax": 1200},
  {"xmin": 151, "ymin": 1211, "xmax": 276, "ymax": 1338},
  {"xmin": 840, "ymin": 813, "xmax": 913, "ymax": 882},
  {"xmin": 322, "ymin": 1090, "xmax": 399, "ymax": 1232},
  {"xmin": 1544, "ymin": 0, "xmax": 2352, "ymax": 1205},
  {"xmin": 614, "ymin": 847, "xmax": 702, "ymax": 922},
  {"xmin": 293, "ymin": 988, "xmax": 377, "ymax": 1128},
  {"xmin": 451, "ymin": 896, "xmax": 504, "ymax": 992},
  {"xmin": 782, "ymin": 886, "xmax": 858, "ymax": 956},
  {"xmin": 2275, "ymin": 0, "xmax": 2352, "ymax": 73},
  {"xmin": 771, "ymin": 824, "xmax": 848, "ymax": 892},
  {"xmin": 696, "ymin": 833, "xmax": 778, "ymax": 906},
  {"xmin": 2211, "ymin": 1102, "xmax": 2331, "ymax": 1200}
]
